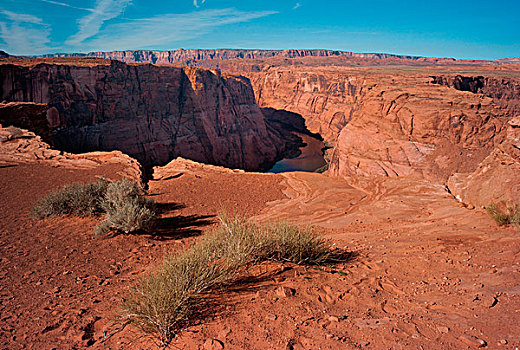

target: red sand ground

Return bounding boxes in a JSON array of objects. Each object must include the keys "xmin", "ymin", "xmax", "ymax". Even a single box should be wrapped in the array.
[{"xmin": 1, "ymin": 160, "xmax": 519, "ymax": 349}]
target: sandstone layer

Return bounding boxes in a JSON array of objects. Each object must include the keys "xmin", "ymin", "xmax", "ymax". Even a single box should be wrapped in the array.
[
  {"xmin": 0, "ymin": 60, "xmax": 288, "ymax": 171},
  {"xmin": 0, "ymin": 124, "xmax": 142, "ymax": 182},
  {"xmin": 447, "ymin": 117, "xmax": 520, "ymax": 207},
  {"xmin": 44, "ymin": 49, "xmax": 430, "ymax": 64},
  {"xmin": 241, "ymin": 66, "xmax": 511, "ymax": 180},
  {"xmin": 42, "ymin": 49, "xmax": 516, "ymax": 67}
]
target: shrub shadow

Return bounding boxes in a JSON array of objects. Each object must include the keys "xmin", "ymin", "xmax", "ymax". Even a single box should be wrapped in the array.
[
  {"xmin": 148, "ymin": 202, "xmax": 215, "ymax": 240},
  {"xmin": 187, "ymin": 249, "xmax": 359, "ymax": 329}
]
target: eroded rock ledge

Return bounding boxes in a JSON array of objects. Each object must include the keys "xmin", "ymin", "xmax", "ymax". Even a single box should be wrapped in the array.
[{"xmin": 0, "ymin": 61, "xmax": 290, "ymax": 171}]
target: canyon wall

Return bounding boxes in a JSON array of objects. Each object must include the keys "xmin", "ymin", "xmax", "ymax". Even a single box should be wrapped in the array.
[
  {"xmin": 0, "ymin": 60, "xmax": 288, "ymax": 171},
  {"xmin": 447, "ymin": 117, "xmax": 520, "ymax": 207},
  {"xmin": 45, "ymin": 49, "xmax": 424, "ymax": 64},
  {"xmin": 431, "ymin": 75, "xmax": 520, "ymax": 116},
  {"xmin": 239, "ymin": 66, "xmax": 515, "ymax": 183}
]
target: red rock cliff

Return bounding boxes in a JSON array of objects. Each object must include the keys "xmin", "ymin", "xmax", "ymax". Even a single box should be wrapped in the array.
[
  {"xmin": 46, "ymin": 49, "xmax": 425, "ymax": 64},
  {"xmin": 237, "ymin": 65, "xmax": 514, "ymax": 182},
  {"xmin": 0, "ymin": 60, "xmax": 287, "ymax": 171}
]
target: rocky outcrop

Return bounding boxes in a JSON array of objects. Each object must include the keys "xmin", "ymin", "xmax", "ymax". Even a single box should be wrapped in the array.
[
  {"xmin": 0, "ymin": 102, "xmax": 52, "ymax": 142},
  {"xmin": 328, "ymin": 80, "xmax": 509, "ymax": 180},
  {"xmin": 0, "ymin": 61, "xmax": 288, "ymax": 171},
  {"xmin": 46, "ymin": 49, "xmax": 424, "ymax": 64},
  {"xmin": 0, "ymin": 124, "xmax": 143, "ymax": 181},
  {"xmin": 447, "ymin": 117, "xmax": 520, "ymax": 207},
  {"xmin": 431, "ymin": 75, "xmax": 520, "ymax": 116},
  {"xmin": 236, "ymin": 66, "xmax": 511, "ymax": 182}
]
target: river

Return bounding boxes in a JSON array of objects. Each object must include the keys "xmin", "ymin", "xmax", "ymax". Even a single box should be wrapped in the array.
[{"xmin": 268, "ymin": 133, "xmax": 327, "ymax": 173}]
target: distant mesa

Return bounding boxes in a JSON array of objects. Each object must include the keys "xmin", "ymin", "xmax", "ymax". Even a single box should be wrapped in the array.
[{"xmin": 36, "ymin": 49, "xmax": 520, "ymax": 68}]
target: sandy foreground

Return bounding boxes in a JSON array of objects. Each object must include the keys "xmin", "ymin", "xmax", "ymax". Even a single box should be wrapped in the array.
[{"xmin": 1, "ymin": 158, "xmax": 518, "ymax": 349}]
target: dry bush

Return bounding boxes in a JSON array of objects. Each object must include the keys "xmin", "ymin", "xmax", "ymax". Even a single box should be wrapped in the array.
[
  {"xmin": 32, "ymin": 179, "xmax": 109, "ymax": 219},
  {"xmin": 32, "ymin": 178, "xmax": 156, "ymax": 236},
  {"xmin": 95, "ymin": 179, "xmax": 156, "ymax": 236},
  {"xmin": 487, "ymin": 202, "xmax": 520, "ymax": 228},
  {"xmin": 123, "ymin": 247, "xmax": 233, "ymax": 344},
  {"xmin": 259, "ymin": 221, "xmax": 333, "ymax": 264},
  {"xmin": 123, "ymin": 213, "xmax": 337, "ymax": 345}
]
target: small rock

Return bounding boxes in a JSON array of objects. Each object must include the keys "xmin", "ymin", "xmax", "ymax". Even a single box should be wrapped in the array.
[
  {"xmin": 203, "ymin": 338, "xmax": 224, "ymax": 350},
  {"xmin": 459, "ymin": 334, "xmax": 487, "ymax": 348},
  {"xmin": 498, "ymin": 339, "xmax": 508, "ymax": 345},
  {"xmin": 266, "ymin": 314, "xmax": 277, "ymax": 321},
  {"xmin": 275, "ymin": 286, "xmax": 296, "ymax": 298},
  {"xmin": 437, "ymin": 326, "xmax": 449, "ymax": 333},
  {"xmin": 328, "ymin": 316, "xmax": 339, "ymax": 322}
]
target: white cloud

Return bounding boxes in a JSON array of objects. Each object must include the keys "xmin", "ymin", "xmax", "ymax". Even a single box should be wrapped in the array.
[
  {"xmin": 40, "ymin": 0, "xmax": 95, "ymax": 13},
  {"xmin": 293, "ymin": 2, "xmax": 300, "ymax": 10},
  {"xmin": 65, "ymin": 0, "xmax": 132, "ymax": 46},
  {"xmin": 82, "ymin": 8, "xmax": 277, "ymax": 52},
  {"xmin": 0, "ymin": 10, "xmax": 52, "ymax": 55},
  {"xmin": 193, "ymin": 0, "xmax": 206, "ymax": 8},
  {"xmin": 1, "ymin": 10, "xmax": 43, "ymax": 24}
]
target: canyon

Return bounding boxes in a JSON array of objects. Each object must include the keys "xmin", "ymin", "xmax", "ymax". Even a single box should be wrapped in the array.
[
  {"xmin": 0, "ymin": 59, "xmax": 300, "ymax": 171},
  {"xmin": 219, "ymin": 59, "xmax": 520, "ymax": 207},
  {"xmin": 1, "ymin": 51, "xmax": 519, "ymax": 349}
]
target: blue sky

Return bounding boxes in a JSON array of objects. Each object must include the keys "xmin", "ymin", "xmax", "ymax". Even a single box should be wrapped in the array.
[{"xmin": 0, "ymin": 0, "xmax": 518, "ymax": 59}]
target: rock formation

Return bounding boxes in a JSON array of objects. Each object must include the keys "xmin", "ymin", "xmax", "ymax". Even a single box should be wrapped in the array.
[
  {"xmin": 45, "ymin": 49, "xmax": 424, "ymax": 64},
  {"xmin": 0, "ymin": 124, "xmax": 142, "ymax": 181},
  {"xmin": 447, "ymin": 117, "xmax": 520, "ymax": 207},
  {"xmin": 0, "ymin": 102, "xmax": 52, "ymax": 142},
  {"xmin": 222, "ymin": 62, "xmax": 519, "ymax": 206},
  {"xmin": 431, "ymin": 75, "xmax": 520, "ymax": 116},
  {"xmin": 239, "ymin": 67, "xmax": 511, "ymax": 180},
  {"xmin": 0, "ymin": 60, "xmax": 289, "ymax": 171},
  {"xmin": 42, "ymin": 49, "xmax": 510, "ymax": 66}
]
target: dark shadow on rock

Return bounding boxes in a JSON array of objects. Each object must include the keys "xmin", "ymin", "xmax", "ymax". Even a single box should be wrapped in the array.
[
  {"xmin": 150, "ymin": 214, "xmax": 215, "ymax": 240},
  {"xmin": 0, "ymin": 164, "xmax": 17, "ymax": 169},
  {"xmin": 185, "ymin": 249, "xmax": 359, "ymax": 330},
  {"xmin": 155, "ymin": 202, "xmax": 186, "ymax": 213}
]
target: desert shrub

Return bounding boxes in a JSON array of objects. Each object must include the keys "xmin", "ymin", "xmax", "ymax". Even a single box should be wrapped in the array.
[
  {"xmin": 259, "ymin": 221, "xmax": 333, "ymax": 264},
  {"xmin": 32, "ymin": 179, "xmax": 109, "ymax": 219},
  {"xmin": 123, "ymin": 247, "xmax": 233, "ymax": 344},
  {"xmin": 487, "ymin": 202, "xmax": 520, "ymax": 228},
  {"xmin": 95, "ymin": 179, "xmax": 156, "ymax": 236},
  {"xmin": 201, "ymin": 212, "xmax": 262, "ymax": 265},
  {"xmin": 32, "ymin": 178, "xmax": 156, "ymax": 236},
  {"xmin": 123, "ymin": 213, "xmax": 338, "ymax": 345}
]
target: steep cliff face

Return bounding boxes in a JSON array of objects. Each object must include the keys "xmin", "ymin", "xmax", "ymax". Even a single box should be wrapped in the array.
[
  {"xmin": 239, "ymin": 66, "xmax": 512, "ymax": 182},
  {"xmin": 447, "ymin": 117, "xmax": 520, "ymax": 207},
  {"xmin": 431, "ymin": 75, "xmax": 520, "ymax": 116},
  {"xmin": 47, "ymin": 49, "xmax": 425, "ymax": 64},
  {"xmin": 0, "ymin": 102, "xmax": 51, "ymax": 142},
  {"xmin": 246, "ymin": 68, "xmax": 369, "ymax": 142},
  {"xmin": 0, "ymin": 61, "xmax": 287, "ymax": 171}
]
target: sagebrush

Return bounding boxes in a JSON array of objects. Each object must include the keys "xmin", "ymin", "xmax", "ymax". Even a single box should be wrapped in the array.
[
  {"xmin": 123, "ymin": 213, "xmax": 340, "ymax": 345},
  {"xmin": 32, "ymin": 179, "xmax": 109, "ymax": 218},
  {"xmin": 487, "ymin": 202, "xmax": 520, "ymax": 228},
  {"xmin": 95, "ymin": 179, "xmax": 156, "ymax": 236},
  {"xmin": 32, "ymin": 178, "xmax": 155, "ymax": 236}
]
